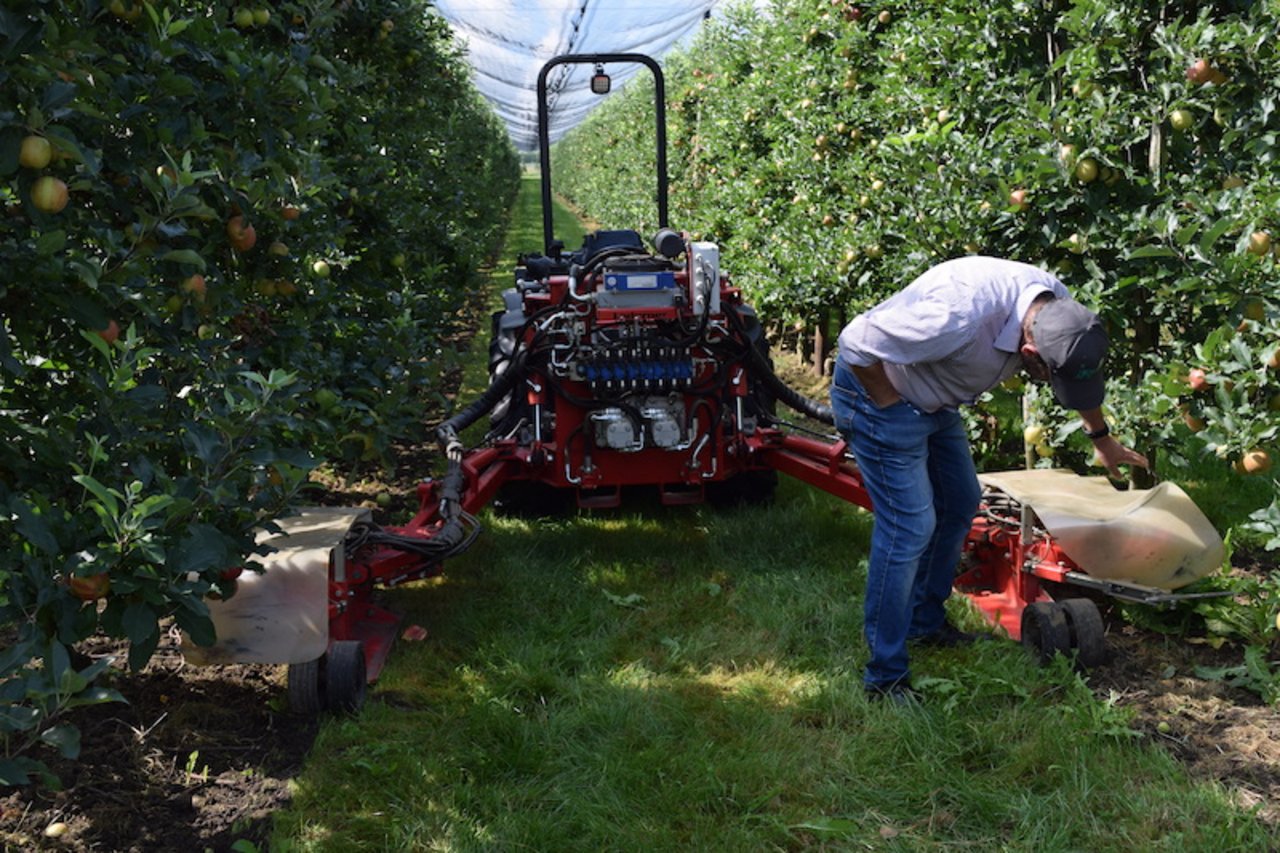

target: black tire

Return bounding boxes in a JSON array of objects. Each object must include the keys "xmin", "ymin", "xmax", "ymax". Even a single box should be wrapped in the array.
[
  {"xmin": 1060, "ymin": 598, "xmax": 1108, "ymax": 668},
  {"xmin": 287, "ymin": 656, "xmax": 324, "ymax": 715},
  {"xmin": 1021, "ymin": 601, "xmax": 1071, "ymax": 666},
  {"xmin": 704, "ymin": 468, "xmax": 778, "ymax": 508},
  {"xmin": 325, "ymin": 640, "xmax": 368, "ymax": 714},
  {"xmin": 492, "ymin": 479, "xmax": 575, "ymax": 517}
]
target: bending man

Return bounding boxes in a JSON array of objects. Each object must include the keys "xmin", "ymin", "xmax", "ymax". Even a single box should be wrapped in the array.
[{"xmin": 830, "ymin": 256, "xmax": 1148, "ymax": 703}]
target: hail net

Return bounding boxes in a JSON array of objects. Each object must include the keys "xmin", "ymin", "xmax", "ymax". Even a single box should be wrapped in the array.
[{"xmin": 431, "ymin": 0, "xmax": 732, "ymax": 150}]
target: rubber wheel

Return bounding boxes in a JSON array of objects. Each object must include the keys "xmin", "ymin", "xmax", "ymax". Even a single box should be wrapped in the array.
[
  {"xmin": 325, "ymin": 640, "xmax": 368, "ymax": 713},
  {"xmin": 493, "ymin": 480, "xmax": 574, "ymax": 517},
  {"xmin": 1060, "ymin": 598, "xmax": 1107, "ymax": 668},
  {"xmin": 1021, "ymin": 601, "xmax": 1071, "ymax": 666},
  {"xmin": 705, "ymin": 468, "xmax": 779, "ymax": 508},
  {"xmin": 287, "ymin": 656, "xmax": 324, "ymax": 715}
]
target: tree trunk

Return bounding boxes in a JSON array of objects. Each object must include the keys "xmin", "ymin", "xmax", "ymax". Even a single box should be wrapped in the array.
[{"xmin": 812, "ymin": 310, "xmax": 828, "ymax": 377}]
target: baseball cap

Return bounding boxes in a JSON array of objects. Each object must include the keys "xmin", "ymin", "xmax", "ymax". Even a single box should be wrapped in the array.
[{"xmin": 1031, "ymin": 299, "xmax": 1108, "ymax": 410}]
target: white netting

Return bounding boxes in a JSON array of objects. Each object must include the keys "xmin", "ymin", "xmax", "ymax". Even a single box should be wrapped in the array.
[{"xmin": 431, "ymin": 0, "xmax": 736, "ymax": 150}]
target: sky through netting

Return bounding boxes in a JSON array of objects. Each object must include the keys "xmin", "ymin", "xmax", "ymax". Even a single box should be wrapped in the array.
[{"xmin": 431, "ymin": 0, "xmax": 748, "ymax": 150}]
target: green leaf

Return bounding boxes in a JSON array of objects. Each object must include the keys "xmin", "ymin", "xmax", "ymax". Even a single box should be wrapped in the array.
[
  {"xmin": 0, "ymin": 704, "xmax": 40, "ymax": 732},
  {"xmin": 35, "ymin": 229, "xmax": 66, "ymax": 256},
  {"xmin": 167, "ymin": 18, "xmax": 192, "ymax": 37},
  {"xmin": 183, "ymin": 424, "xmax": 223, "ymax": 465},
  {"xmin": 122, "ymin": 602, "xmax": 158, "ymax": 646},
  {"xmin": 40, "ymin": 723, "xmax": 81, "ymax": 759},
  {"xmin": 175, "ymin": 607, "xmax": 217, "ymax": 648},
  {"xmin": 160, "ymin": 249, "xmax": 207, "ymax": 271},
  {"xmin": 72, "ymin": 474, "xmax": 120, "ymax": 517},
  {"xmin": 41, "ymin": 81, "xmax": 76, "ymax": 112},
  {"xmin": 1125, "ymin": 245, "xmax": 1177, "ymax": 259},
  {"xmin": 64, "ymin": 686, "xmax": 127, "ymax": 710},
  {"xmin": 0, "ymin": 126, "xmax": 22, "ymax": 176},
  {"xmin": 0, "ymin": 756, "xmax": 43, "ymax": 786},
  {"xmin": 127, "ymin": 626, "xmax": 161, "ymax": 672},
  {"xmin": 132, "ymin": 493, "xmax": 175, "ymax": 521},
  {"xmin": 172, "ymin": 524, "xmax": 234, "ymax": 574},
  {"xmin": 1199, "ymin": 217, "xmax": 1233, "ymax": 257},
  {"xmin": 12, "ymin": 498, "xmax": 59, "ymax": 554}
]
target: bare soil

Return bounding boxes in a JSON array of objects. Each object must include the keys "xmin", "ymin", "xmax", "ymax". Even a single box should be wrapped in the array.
[
  {"xmin": 3, "ymin": 356, "xmax": 1278, "ymax": 851},
  {"xmin": 1090, "ymin": 588, "xmax": 1280, "ymax": 825}
]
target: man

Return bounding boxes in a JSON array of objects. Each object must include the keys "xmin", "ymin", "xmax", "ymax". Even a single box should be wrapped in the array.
[{"xmin": 829, "ymin": 256, "xmax": 1148, "ymax": 703}]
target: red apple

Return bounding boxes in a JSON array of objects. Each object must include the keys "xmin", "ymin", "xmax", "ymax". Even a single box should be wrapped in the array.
[
  {"xmin": 96, "ymin": 319, "xmax": 121, "ymax": 344},
  {"xmin": 226, "ymin": 215, "xmax": 257, "ymax": 252},
  {"xmin": 1186, "ymin": 58, "xmax": 1211, "ymax": 84},
  {"xmin": 68, "ymin": 573, "xmax": 110, "ymax": 601},
  {"xmin": 180, "ymin": 274, "xmax": 207, "ymax": 302},
  {"xmin": 1240, "ymin": 448, "xmax": 1272, "ymax": 475}
]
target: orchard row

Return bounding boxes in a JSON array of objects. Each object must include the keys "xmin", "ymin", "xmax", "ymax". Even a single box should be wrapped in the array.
[
  {"xmin": 554, "ymin": 0, "xmax": 1278, "ymax": 485},
  {"xmin": 0, "ymin": 0, "xmax": 519, "ymax": 783}
]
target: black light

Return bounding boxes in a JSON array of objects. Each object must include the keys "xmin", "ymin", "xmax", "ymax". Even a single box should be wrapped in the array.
[{"xmin": 590, "ymin": 63, "xmax": 611, "ymax": 95}]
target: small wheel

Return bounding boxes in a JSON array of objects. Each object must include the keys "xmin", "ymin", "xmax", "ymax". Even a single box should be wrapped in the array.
[
  {"xmin": 325, "ymin": 640, "xmax": 368, "ymax": 713},
  {"xmin": 1021, "ymin": 601, "xmax": 1071, "ymax": 666},
  {"xmin": 287, "ymin": 656, "xmax": 324, "ymax": 715},
  {"xmin": 1060, "ymin": 598, "xmax": 1107, "ymax": 668}
]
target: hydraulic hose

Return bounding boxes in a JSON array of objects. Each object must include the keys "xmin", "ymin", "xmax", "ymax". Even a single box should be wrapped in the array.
[
  {"xmin": 751, "ymin": 349, "xmax": 835, "ymax": 425},
  {"xmin": 435, "ymin": 348, "xmax": 525, "ymax": 455},
  {"xmin": 724, "ymin": 303, "xmax": 834, "ymax": 425}
]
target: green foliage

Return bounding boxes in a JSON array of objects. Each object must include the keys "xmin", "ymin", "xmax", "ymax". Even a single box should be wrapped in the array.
[
  {"xmin": 0, "ymin": 637, "xmax": 125, "ymax": 786},
  {"xmin": 553, "ymin": 0, "xmax": 1279, "ymax": 488},
  {"xmin": 1, "ymin": 0, "xmax": 519, "ymax": 782},
  {"xmin": 1195, "ymin": 644, "xmax": 1280, "ymax": 705}
]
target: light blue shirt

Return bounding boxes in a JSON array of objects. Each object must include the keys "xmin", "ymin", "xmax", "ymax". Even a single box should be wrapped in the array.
[{"xmin": 837, "ymin": 257, "xmax": 1070, "ymax": 412}]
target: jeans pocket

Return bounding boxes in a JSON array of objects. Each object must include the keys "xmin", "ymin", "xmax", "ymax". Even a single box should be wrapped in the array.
[{"xmin": 829, "ymin": 384, "xmax": 858, "ymax": 436}]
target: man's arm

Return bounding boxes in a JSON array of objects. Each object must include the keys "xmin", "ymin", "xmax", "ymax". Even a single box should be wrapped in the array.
[
  {"xmin": 851, "ymin": 362, "xmax": 902, "ymax": 409},
  {"xmin": 1078, "ymin": 407, "xmax": 1150, "ymax": 477}
]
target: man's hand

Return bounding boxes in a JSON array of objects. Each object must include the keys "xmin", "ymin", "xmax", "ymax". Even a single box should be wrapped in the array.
[
  {"xmin": 1093, "ymin": 434, "xmax": 1149, "ymax": 479},
  {"xmin": 851, "ymin": 362, "xmax": 903, "ymax": 409}
]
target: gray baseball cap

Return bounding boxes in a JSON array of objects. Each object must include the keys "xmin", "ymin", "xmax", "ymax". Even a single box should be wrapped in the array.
[{"xmin": 1032, "ymin": 299, "xmax": 1108, "ymax": 410}]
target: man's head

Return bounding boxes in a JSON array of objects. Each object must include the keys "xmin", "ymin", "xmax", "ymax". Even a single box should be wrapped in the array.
[{"xmin": 1024, "ymin": 298, "xmax": 1108, "ymax": 410}]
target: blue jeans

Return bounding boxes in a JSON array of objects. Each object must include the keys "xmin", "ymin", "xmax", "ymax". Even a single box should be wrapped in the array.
[{"xmin": 830, "ymin": 360, "xmax": 982, "ymax": 689}]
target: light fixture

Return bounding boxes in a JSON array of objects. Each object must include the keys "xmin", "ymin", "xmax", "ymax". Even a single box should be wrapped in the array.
[{"xmin": 590, "ymin": 63, "xmax": 611, "ymax": 95}]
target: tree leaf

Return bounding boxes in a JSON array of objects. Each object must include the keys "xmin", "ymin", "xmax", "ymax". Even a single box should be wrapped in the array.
[
  {"xmin": 175, "ymin": 607, "xmax": 217, "ymax": 648},
  {"xmin": 159, "ymin": 249, "xmax": 207, "ymax": 271},
  {"xmin": 122, "ymin": 601, "xmax": 158, "ymax": 646},
  {"xmin": 1125, "ymin": 245, "xmax": 1177, "ymax": 259},
  {"xmin": 35, "ymin": 229, "xmax": 66, "ymax": 256},
  {"xmin": 72, "ymin": 474, "xmax": 120, "ymax": 517},
  {"xmin": 11, "ymin": 498, "xmax": 59, "ymax": 554},
  {"xmin": 172, "ymin": 524, "xmax": 235, "ymax": 574},
  {"xmin": 40, "ymin": 723, "xmax": 81, "ymax": 759}
]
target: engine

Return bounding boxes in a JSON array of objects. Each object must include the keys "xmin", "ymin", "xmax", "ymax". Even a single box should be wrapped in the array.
[{"xmin": 481, "ymin": 228, "xmax": 777, "ymax": 505}]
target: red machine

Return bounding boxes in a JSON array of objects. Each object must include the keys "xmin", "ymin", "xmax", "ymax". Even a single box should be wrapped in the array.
[{"xmin": 275, "ymin": 55, "xmax": 1224, "ymax": 713}]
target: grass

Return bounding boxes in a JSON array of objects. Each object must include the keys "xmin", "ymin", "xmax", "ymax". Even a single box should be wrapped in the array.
[{"xmin": 268, "ymin": 177, "xmax": 1276, "ymax": 851}]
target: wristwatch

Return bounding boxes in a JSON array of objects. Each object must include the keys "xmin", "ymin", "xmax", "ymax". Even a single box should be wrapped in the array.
[{"xmin": 1084, "ymin": 423, "xmax": 1110, "ymax": 440}]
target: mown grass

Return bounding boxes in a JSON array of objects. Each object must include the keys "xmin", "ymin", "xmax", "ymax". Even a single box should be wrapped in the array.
[{"xmin": 269, "ymin": 177, "xmax": 1276, "ymax": 851}]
